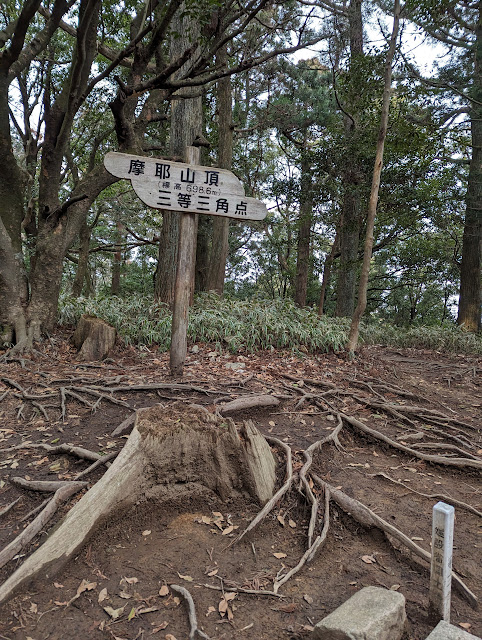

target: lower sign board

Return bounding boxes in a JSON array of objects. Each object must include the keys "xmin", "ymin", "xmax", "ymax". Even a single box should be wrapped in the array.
[{"xmin": 104, "ymin": 151, "xmax": 267, "ymax": 221}]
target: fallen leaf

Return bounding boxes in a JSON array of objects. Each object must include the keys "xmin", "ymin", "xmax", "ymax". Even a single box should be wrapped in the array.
[
  {"xmin": 76, "ymin": 579, "xmax": 97, "ymax": 597},
  {"xmin": 207, "ymin": 568, "xmax": 218, "ymax": 577},
  {"xmin": 177, "ymin": 573, "xmax": 193, "ymax": 582},
  {"xmin": 303, "ymin": 594, "xmax": 313, "ymax": 604},
  {"xmin": 390, "ymin": 584, "xmax": 401, "ymax": 591},
  {"xmin": 142, "ymin": 530, "xmax": 151, "ymax": 536},
  {"xmin": 200, "ymin": 516, "xmax": 211, "ymax": 525},
  {"xmin": 54, "ymin": 582, "xmax": 64, "ymax": 589},
  {"xmin": 224, "ymin": 593, "xmax": 236, "ymax": 601},
  {"xmin": 123, "ymin": 577, "xmax": 139, "ymax": 585},
  {"xmin": 273, "ymin": 552, "xmax": 287, "ymax": 559},
  {"xmin": 98, "ymin": 588, "xmax": 108, "ymax": 603},
  {"xmin": 159, "ymin": 585, "xmax": 169, "ymax": 597},
  {"xmin": 222, "ymin": 525, "xmax": 234, "ymax": 536},
  {"xmin": 277, "ymin": 514, "xmax": 285, "ymax": 527},
  {"xmin": 212, "ymin": 512, "xmax": 224, "ymax": 520},
  {"xmin": 165, "ymin": 634, "xmax": 178, "ymax": 640},
  {"xmin": 119, "ymin": 590, "xmax": 132, "ymax": 599},
  {"xmin": 459, "ymin": 623, "xmax": 472, "ymax": 630},
  {"xmin": 173, "ymin": 597, "xmax": 180, "ymax": 606},
  {"xmin": 288, "ymin": 519, "xmax": 297, "ymax": 528},
  {"xmin": 29, "ymin": 602, "xmax": 38, "ymax": 614},
  {"xmin": 273, "ymin": 602, "xmax": 298, "ymax": 613},
  {"xmin": 268, "ymin": 421, "xmax": 276, "ymax": 427},
  {"xmin": 411, "ymin": 536, "xmax": 424, "ymax": 541},
  {"xmin": 127, "ymin": 607, "xmax": 136, "ymax": 621},
  {"xmin": 151, "ymin": 621, "xmax": 169, "ymax": 633},
  {"xmin": 206, "ymin": 606, "xmax": 216, "ymax": 617},
  {"xmin": 361, "ymin": 555, "xmax": 376, "ymax": 564},
  {"xmin": 104, "ymin": 605, "xmax": 125, "ymax": 620}
]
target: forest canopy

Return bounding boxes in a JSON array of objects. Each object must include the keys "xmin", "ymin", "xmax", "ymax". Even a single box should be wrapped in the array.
[{"xmin": 0, "ymin": 0, "xmax": 480, "ymax": 354}]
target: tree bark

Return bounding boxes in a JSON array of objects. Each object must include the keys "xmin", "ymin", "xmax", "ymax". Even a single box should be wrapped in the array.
[
  {"xmin": 111, "ymin": 221, "xmax": 124, "ymax": 295},
  {"xmin": 206, "ymin": 45, "xmax": 232, "ymax": 294},
  {"xmin": 155, "ymin": 4, "xmax": 203, "ymax": 305},
  {"xmin": 346, "ymin": 0, "xmax": 400, "ymax": 354},
  {"xmin": 457, "ymin": 6, "xmax": 482, "ymax": 333},
  {"xmin": 335, "ymin": 0, "xmax": 364, "ymax": 318},
  {"xmin": 318, "ymin": 231, "xmax": 339, "ymax": 316},
  {"xmin": 294, "ymin": 155, "xmax": 313, "ymax": 307},
  {"xmin": 72, "ymin": 221, "xmax": 91, "ymax": 297}
]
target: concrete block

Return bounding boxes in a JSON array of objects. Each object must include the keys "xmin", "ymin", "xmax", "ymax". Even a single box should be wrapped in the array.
[
  {"xmin": 312, "ymin": 586, "xmax": 406, "ymax": 640},
  {"xmin": 426, "ymin": 621, "xmax": 480, "ymax": 640}
]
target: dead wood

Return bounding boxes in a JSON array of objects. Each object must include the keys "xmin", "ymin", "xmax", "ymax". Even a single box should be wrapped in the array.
[
  {"xmin": 0, "ymin": 498, "xmax": 20, "ymax": 518},
  {"xmin": 0, "ymin": 403, "xmax": 275, "ymax": 605},
  {"xmin": 171, "ymin": 584, "xmax": 211, "ymax": 640},
  {"xmin": 231, "ymin": 436, "xmax": 293, "ymax": 547},
  {"xmin": 410, "ymin": 442, "xmax": 479, "ymax": 459},
  {"xmin": 219, "ymin": 395, "xmax": 280, "ymax": 415},
  {"xmin": 73, "ymin": 315, "xmax": 116, "ymax": 361},
  {"xmin": 368, "ymin": 472, "xmax": 482, "ymax": 518},
  {"xmin": 111, "ymin": 413, "xmax": 136, "ymax": 436},
  {"xmin": 73, "ymin": 451, "xmax": 118, "ymax": 479},
  {"xmin": 0, "ymin": 481, "xmax": 87, "ymax": 571},
  {"xmin": 279, "ymin": 373, "xmax": 337, "ymax": 390},
  {"xmin": 10, "ymin": 478, "xmax": 84, "ymax": 493},
  {"xmin": 202, "ymin": 583, "xmax": 283, "ymax": 598},
  {"xmin": 341, "ymin": 413, "xmax": 482, "ymax": 470},
  {"xmin": 0, "ymin": 442, "xmax": 102, "ymax": 462},
  {"xmin": 313, "ymin": 476, "xmax": 478, "ymax": 609}
]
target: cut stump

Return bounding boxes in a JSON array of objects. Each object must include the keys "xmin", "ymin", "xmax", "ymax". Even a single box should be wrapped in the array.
[
  {"xmin": 72, "ymin": 314, "xmax": 116, "ymax": 361},
  {"xmin": 0, "ymin": 402, "xmax": 276, "ymax": 604}
]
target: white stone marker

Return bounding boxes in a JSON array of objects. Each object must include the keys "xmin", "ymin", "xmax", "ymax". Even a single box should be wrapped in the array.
[{"xmin": 429, "ymin": 501, "xmax": 455, "ymax": 622}]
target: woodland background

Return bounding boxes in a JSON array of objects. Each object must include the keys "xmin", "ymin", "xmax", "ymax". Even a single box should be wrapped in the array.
[{"xmin": 0, "ymin": 0, "xmax": 481, "ymax": 354}]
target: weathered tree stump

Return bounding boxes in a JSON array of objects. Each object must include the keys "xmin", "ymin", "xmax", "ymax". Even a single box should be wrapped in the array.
[
  {"xmin": 0, "ymin": 403, "xmax": 276, "ymax": 604},
  {"xmin": 72, "ymin": 314, "xmax": 116, "ymax": 360}
]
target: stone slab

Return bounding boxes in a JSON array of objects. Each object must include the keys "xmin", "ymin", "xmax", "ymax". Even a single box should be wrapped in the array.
[
  {"xmin": 312, "ymin": 586, "xmax": 406, "ymax": 640},
  {"xmin": 426, "ymin": 621, "xmax": 480, "ymax": 640}
]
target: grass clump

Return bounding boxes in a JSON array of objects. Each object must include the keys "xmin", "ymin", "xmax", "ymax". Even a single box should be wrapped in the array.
[{"xmin": 58, "ymin": 293, "xmax": 481, "ymax": 355}]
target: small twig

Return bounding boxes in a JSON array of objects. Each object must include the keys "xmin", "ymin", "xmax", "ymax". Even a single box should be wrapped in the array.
[
  {"xmin": 73, "ymin": 451, "xmax": 118, "ymax": 480},
  {"xmin": 202, "ymin": 583, "xmax": 283, "ymax": 598},
  {"xmin": 170, "ymin": 584, "xmax": 211, "ymax": 640},
  {"xmin": 20, "ymin": 497, "xmax": 51, "ymax": 522},
  {"xmin": 0, "ymin": 498, "xmax": 20, "ymax": 518}
]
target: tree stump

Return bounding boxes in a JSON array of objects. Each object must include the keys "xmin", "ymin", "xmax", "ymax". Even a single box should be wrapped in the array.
[
  {"xmin": 72, "ymin": 314, "xmax": 116, "ymax": 360},
  {"xmin": 0, "ymin": 403, "xmax": 276, "ymax": 604}
]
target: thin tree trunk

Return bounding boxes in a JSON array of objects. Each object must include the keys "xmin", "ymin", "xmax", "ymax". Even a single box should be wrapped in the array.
[
  {"xmin": 457, "ymin": 6, "xmax": 482, "ymax": 333},
  {"xmin": 111, "ymin": 221, "xmax": 124, "ymax": 295},
  {"xmin": 206, "ymin": 45, "xmax": 232, "ymax": 294},
  {"xmin": 346, "ymin": 0, "xmax": 400, "ymax": 354}
]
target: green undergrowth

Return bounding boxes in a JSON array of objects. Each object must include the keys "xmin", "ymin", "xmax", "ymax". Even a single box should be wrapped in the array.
[{"xmin": 58, "ymin": 293, "xmax": 482, "ymax": 355}]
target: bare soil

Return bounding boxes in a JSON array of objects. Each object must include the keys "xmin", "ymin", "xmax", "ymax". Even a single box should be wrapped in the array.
[{"xmin": 0, "ymin": 332, "xmax": 480, "ymax": 640}]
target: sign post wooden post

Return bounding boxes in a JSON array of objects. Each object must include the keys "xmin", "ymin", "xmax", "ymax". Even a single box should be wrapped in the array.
[
  {"xmin": 429, "ymin": 501, "xmax": 455, "ymax": 622},
  {"xmin": 104, "ymin": 149, "xmax": 267, "ymax": 377},
  {"xmin": 170, "ymin": 146, "xmax": 199, "ymax": 376}
]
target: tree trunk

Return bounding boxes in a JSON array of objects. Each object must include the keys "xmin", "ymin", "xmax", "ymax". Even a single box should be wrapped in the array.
[
  {"xmin": 294, "ymin": 156, "xmax": 313, "ymax": 307},
  {"xmin": 72, "ymin": 221, "xmax": 91, "ymax": 297},
  {"xmin": 0, "ymin": 403, "xmax": 276, "ymax": 605},
  {"xmin": 346, "ymin": 0, "xmax": 400, "ymax": 354},
  {"xmin": 155, "ymin": 5, "xmax": 203, "ymax": 305},
  {"xmin": 335, "ymin": 0, "xmax": 364, "ymax": 318},
  {"xmin": 457, "ymin": 7, "xmax": 482, "ymax": 333},
  {"xmin": 111, "ymin": 221, "xmax": 124, "ymax": 295},
  {"xmin": 318, "ymin": 232, "xmax": 339, "ymax": 316},
  {"xmin": 206, "ymin": 45, "xmax": 232, "ymax": 294}
]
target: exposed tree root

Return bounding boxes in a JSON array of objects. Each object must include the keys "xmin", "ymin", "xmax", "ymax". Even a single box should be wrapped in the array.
[
  {"xmin": 73, "ymin": 451, "xmax": 118, "ymax": 480},
  {"xmin": 313, "ymin": 475, "xmax": 478, "ymax": 610},
  {"xmin": 201, "ymin": 583, "xmax": 283, "ymax": 598},
  {"xmin": 0, "ymin": 481, "xmax": 87, "ymax": 571},
  {"xmin": 219, "ymin": 395, "xmax": 280, "ymax": 415},
  {"xmin": 171, "ymin": 584, "xmax": 211, "ymax": 640},
  {"xmin": 368, "ymin": 472, "xmax": 482, "ymax": 518},
  {"xmin": 0, "ymin": 442, "xmax": 104, "ymax": 462},
  {"xmin": 10, "ymin": 478, "xmax": 84, "ymax": 493},
  {"xmin": 230, "ymin": 436, "xmax": 292, "ymax": 547},
  {"xmin": 341, "ymin": 413, "xmax": 482, "ymax": 470},
  {"xmin": 0, "ymin": 498, "xmax": 20, "ymax": 518}
]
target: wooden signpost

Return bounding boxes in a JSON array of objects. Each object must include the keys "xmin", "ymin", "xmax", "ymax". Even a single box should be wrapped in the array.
[{"xmin": 104, "ymin": 148, "xmax": 267, "ymax": 376}]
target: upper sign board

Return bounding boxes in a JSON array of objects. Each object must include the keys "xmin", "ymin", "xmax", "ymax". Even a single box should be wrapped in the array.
[{"xmin": 104, "ymin": 152, "xmax": 267, "ymax": 221}]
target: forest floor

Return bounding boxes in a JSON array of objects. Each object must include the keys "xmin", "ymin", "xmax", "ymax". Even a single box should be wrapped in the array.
[{"xmin": 0, "ymin": 331, "xmax": 480, "ymax": 640}]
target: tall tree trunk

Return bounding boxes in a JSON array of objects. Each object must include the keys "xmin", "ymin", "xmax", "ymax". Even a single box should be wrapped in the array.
[
  {"xmin": 457, "ymin": 7, "xmax": 482, "ymax": 333},
  {"xmin": 154, "ymin": 5, "xmax": 203, "ymax": 305},
  {"xmin": 206, "ymin": 45, "xmax": 232, "ymax": 294},
  {"xmin": 294, "ymin": 155, "xmax": 313, "ymax": 307},
  {"xmin": 318, "ymin": 231, "xmax": 339, "ymax": 316},
  {"xmin": 195, "ymin": 216, "xmax": 210, "ymax": 292},
  {"xmin": 335, "ymin": 0, "xmax": 363, "ymax": 318},
  {"xmin": 111, "ymin": 221, "xmax": 124, "ymax": 295},
  {"xmin": 72, "ymin": 221, "xmax": 91, "ymax": 297},
  {"xmin": 346, "ymin": 0, "xmax": 400, "ymax": 354}
]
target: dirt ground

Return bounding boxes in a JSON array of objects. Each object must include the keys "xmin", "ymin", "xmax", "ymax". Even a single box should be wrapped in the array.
[{"xmin": 0, "ymin": 331, "xmax": 480, "ymax": 640}]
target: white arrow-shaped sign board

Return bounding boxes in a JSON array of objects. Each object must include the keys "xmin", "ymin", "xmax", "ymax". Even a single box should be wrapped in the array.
[{"xmin": 104, "ymin": 152, "xmax": 267, "ymax": 221}]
